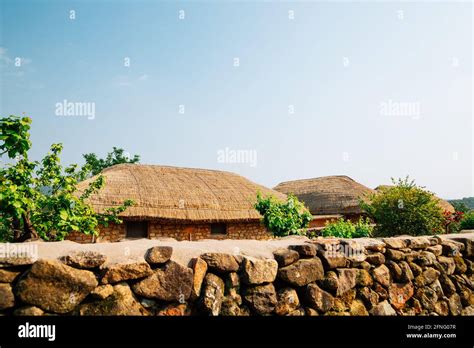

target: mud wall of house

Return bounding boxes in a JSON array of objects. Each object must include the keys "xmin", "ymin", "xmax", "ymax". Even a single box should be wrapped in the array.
[
  {"xmin": 66, "ymin": 220, "xmax": 272, "ymax": 243},
  {"xmin": 1, "ymin": 235, "xmax": 473, "ymax": 316}
]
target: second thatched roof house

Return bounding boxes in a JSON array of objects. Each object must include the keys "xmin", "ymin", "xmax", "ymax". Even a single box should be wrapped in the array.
[
  {"xmin": 67, "ymin": 164, "xmax": 286, "ymax": 243},
  {"xmin": 274, "ymin": 175, "xmax": 375, "ymax": 228}
]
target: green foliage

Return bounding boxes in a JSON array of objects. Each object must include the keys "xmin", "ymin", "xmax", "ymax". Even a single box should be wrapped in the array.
[
  {"xmin": 460, "ymin": 211, "xmax": 474, "ymax": 230},
  {"xmin": 360, "ymin": 177, "xmax": 445, "ymax": 237},
  {"xmin": 0, "ymin": 115, "xmax": 134, "ymax": 242},
  {"xmin": 321, "ymin": 217, "xmax": 373, "ymax": 238},
  {"xmin": 254, "ymin": 192, "xmax": 312, "ymax": 237},
  {"xmin": 448, "ymin": 197, "xmax": 474, "ymax": 211},
  {"xmin": 450, "ymin": 201, "xmax": 471, "ymax": 214},
  {"xmin": 83, "ymin": 147, "xmax": 140, "ymax": 176}
]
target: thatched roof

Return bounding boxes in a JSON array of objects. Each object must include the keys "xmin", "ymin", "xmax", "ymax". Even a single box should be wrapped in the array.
[
  {"xmin": 274, "ymin": 175, "xmax": 375, "ymax": 215},
  {"xmin": 374, "ymin": 185, "xmax": 455, "ymax": 213},
  {"xmin": 77, "ymin": 164, "xmax": 287, "ymax": 222}
]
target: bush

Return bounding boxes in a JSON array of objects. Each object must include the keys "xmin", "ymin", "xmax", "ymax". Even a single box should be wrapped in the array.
[
  {"xmin": 321, "ymin": 217, "xmax": 373, "ymax": 238},
  {"xmin": 254, "ymin": 192, "xmax": 312, "ymax": 237},
  {"xmin": 360, "ymin": 177, "xmax": 445, "ymax": 237},
  {"xmin": 460, "ymin": 212, "xmax": 474, "ymax": 230}
]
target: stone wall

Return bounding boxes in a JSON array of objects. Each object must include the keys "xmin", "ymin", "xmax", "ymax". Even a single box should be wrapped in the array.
[
  {"xmin": 66, "ymin": 220, "xmax": 271, "ymax": 243},
  {"xmin": 1, "ymin": 234, "xmax": 473, "ymax": 316}
]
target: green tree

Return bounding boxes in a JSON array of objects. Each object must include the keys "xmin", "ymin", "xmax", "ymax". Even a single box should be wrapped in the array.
[
  {"xmin": 83, "ymin": 147, "xmax": 140, "ymax": 176},
  {"xmin": 360, "ymin": 177, "xmax": 445, "ymax": 237},
  {"xmin": 254, "ymin": 192, "xmax": 312, "ymax": 237},
  {"xmin": 0, "ymin": 115, "xmax": 133, "ymax": 242}
]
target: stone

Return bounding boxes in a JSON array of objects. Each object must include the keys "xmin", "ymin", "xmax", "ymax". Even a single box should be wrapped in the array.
[
  {"xmin": 201, "ymin": 253, "xmax": 239, "ymax": 273},
  {"xmin": 415, "ymin": 287, "xmax": 438, "ymax": 311},
  {"xmin": 369, "ymin": 300, "xmax": 397, "ymax": 316},
  {"xmin": 318, "ymin": 250, "xmax": 347, "ymax": 269},
  {"xmin": 356, "ymin": 269, "xmax": 373, "ymax": 287},
  {"xmin": 79, "ymin": 282, "xmax": 148, "ymax": 316},
  {"xmin": 140, "ymin": 298, "xmax": 157, "ymax": 309},
  {"xmin": 405, "ymin": 237, "xmax": 431, "ymax": 249},
  {"xmin": 426, "ymin": 245, "xmax": 442, "ymax": 256},
  {"xmin": 357, "ymin": 287, "xmax": 379, "ymax": 309},
  {"xmin": 415, "ymin": 268, "xmax": 440, "ymax": 287},
  {"xmin": 199, "ymin": 273, "xmax": 225, "ymax": 316},
  {"xmin": 439, "ymin": 273, "xmax": 457, "ymax": 296},
  {"xmin": 414, "ymin": 251, "xmax": 437, "ymax": 266},
  {"xmin": 448, "ymin": 293, "xmax": 462, "ymax": 316},
  {"xmin": 189, "ymin": 257, "xmax": 207, "ymax": 300},
  {"xmin": 399, "ymin": 261, "xmax": 414, "ymax": 282},
  {"xmin": 388, "ymin": 282, "xmax": 414, "ymax": 310},
  {"xmin": 386, "ymin": 261, "xmax": 403, "ymax": 281},
  {"xmin": 385, "ymin": 249, "xmax": 405, "ymax": 261},
  {"xmin": 437, "ymin": 256, "xmax": 456, "ymax": 275},
  {"xmin": 275, "ymin": 288, "xmax": 300, "ymax": 315},
  {"xmin": 350, "ymin": 299, "xmax": 369, "ymax": 316},
  {"xmin": 453, "ymin": 256, "xmax": 467, "ymax": 274},
  {"xmin": 373, "ymin": 282, "xmax": 388, "ymax": 300},
  {"xmin": 305, "ymin": 283, "xmax": 334, "ymax": 313},
  {"xmin": 0, "ymin": 255, "xmax": 36, "ymax": 268},
  {"xmin": 220, "ymin": 296, "xmax": 242, "ymax": 316},
  {"xmin": 132, "ymin": 261, "xmax": 193, "ymax": 301},
  {"xmin": 145, "ymin": 246, "xmax": 173, "ymax": 264},
  {"xmin": 61, "ymin": 251, "xmax": 107, "ymax": 269},
  {"xmin": 273, "ymin": 249, "xmax": 299, "ymax": 267},
  {"xmin": 434, "ymin": 301, "xmax": 449, "ymax": 316},
  {"xmin": 101, "ymin": 262, "xmax": 153, "ymax": 284},
  {"xmin": 333, "ymin": 289, "xmax": 356, "ymax": 312},
  {"xmin": 305, "ymin": 307, "xmax": 319, "ymax": 316},
  {"xmin": 336, "ymin": 268, "xmax": 357, "ymax": 296},
  {"xmin": 381, "ymin": 238, "xmax": 407, "ymax": 249},
  {"xmin": 441, "ymin": 239, "xmax": 464, "ymax": 257},
  {"xmin": 0, "ymin": 283, "xmax": 15, "ymax": 309},
  {"xmin": 157, "ymin": 303, "xmax": 191, "ymax": 316},
  {"xmin": 318, "ymin": 271, "xmax": 339, "ymax": 294},
  {"xmin": 429, "ymin": 279, "xmax": 444, "ymax": 298},
  {"xmin": 461, "ymin": 305, "xmax": 474, "ymax": 316},
  {"xmin": 243, "ymin": 283, "xmax": 277, "ymax": 315},
  {"xmin": 15, "ymin": 260, "xmax": 97, "ymax": 313},
  {"xmin": 409, "ymin": 262, "xmax": 423, "ymax": 276},
  {"xmin": 359, "ymin": 261, "xmax": 371, "ymax": 271},
  {"xmin": 226, "ymin": 272, "xmax": 240, "ymax": 290},
  {"xmin": 278, "ymin": 258, "xmax": 324, "ymax": 287},
  {"xmin": 241, "ymin": 258, "xmax": 278, "ymax": 285},
  {"xmin": 90, "ymin": 285, "xmax": 114, "ymax": 300},
  {"xmin": 366, "ymin": 253, "xmax": 385, "ymax": 265},
  {"xmin": 13, "ymin": 306, "xmax": 44, "ymax": 316},
  {"xmin": 0, "ymin": 268, "xmax": 21, "ymax": 283},
  {"xmin": 286, "ymin": 307, "xmax": 306, "ymax": 316},
  {"xmin": 372, "ymin": 265, "xmax": 391, "ymax": 288},
  {"xmin": 289, "ymin": 244, "xmax": 317, "ymax": 257}
]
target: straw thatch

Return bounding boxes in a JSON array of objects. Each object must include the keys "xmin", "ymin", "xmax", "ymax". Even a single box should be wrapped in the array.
[
  {"xmin": 374, "ymin": 185, "xmax": 455, "ymax": 213},
  {"xmin": 274, "ymin": 176, "xmax": 375, "ymax": 215},
  {"xmin": 77, "ymin": 164, "xmax": 287, "ymax": 222}
]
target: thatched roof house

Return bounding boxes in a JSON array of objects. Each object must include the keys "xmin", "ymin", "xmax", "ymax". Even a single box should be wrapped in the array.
[
  {"xmin": 274, "ymin": 175, "xmax": 375, "ymax": 228},
  {"xmin": 374, "ymin": 185, "xmax": 455, "ymax": 213},
  {"xmin": 68, "ymin": 164, "xmax": 286, "ymax": 243}
]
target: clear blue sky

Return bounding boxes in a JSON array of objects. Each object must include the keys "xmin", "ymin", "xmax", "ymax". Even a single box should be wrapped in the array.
[{"xmin": 0, "ymin": 0, "xmax": 472, "ymax": 199}]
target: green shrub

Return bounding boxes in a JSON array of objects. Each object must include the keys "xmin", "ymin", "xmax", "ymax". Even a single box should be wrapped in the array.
[
  {"xmin": 254, "ymin": 192, "xmax": 312, "ymax": 237},
  {"xmin": 460, "ymin": 212, "xmax": 474, "ymax": 230},
  {"xmin": 360, "ymin": 177, "xmax": 445, "ymax": 237},
  {"xmin": 321, "ymin": 217, "xmax": 373, "ymax": 238}
]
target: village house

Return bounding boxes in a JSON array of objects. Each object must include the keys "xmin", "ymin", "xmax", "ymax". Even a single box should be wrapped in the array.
[
  {"xmin": 274, "ymin": 175, "xmax": 375, "ymax": 229},
  {"xmin": 66, "ymin": 164, "xmax": 286, "ymax": 243}
]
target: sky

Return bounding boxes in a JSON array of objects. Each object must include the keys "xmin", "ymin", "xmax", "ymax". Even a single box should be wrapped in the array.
[{"xmin": 0, "ymin": 0, "xmax": 472, "ymax": 199}]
